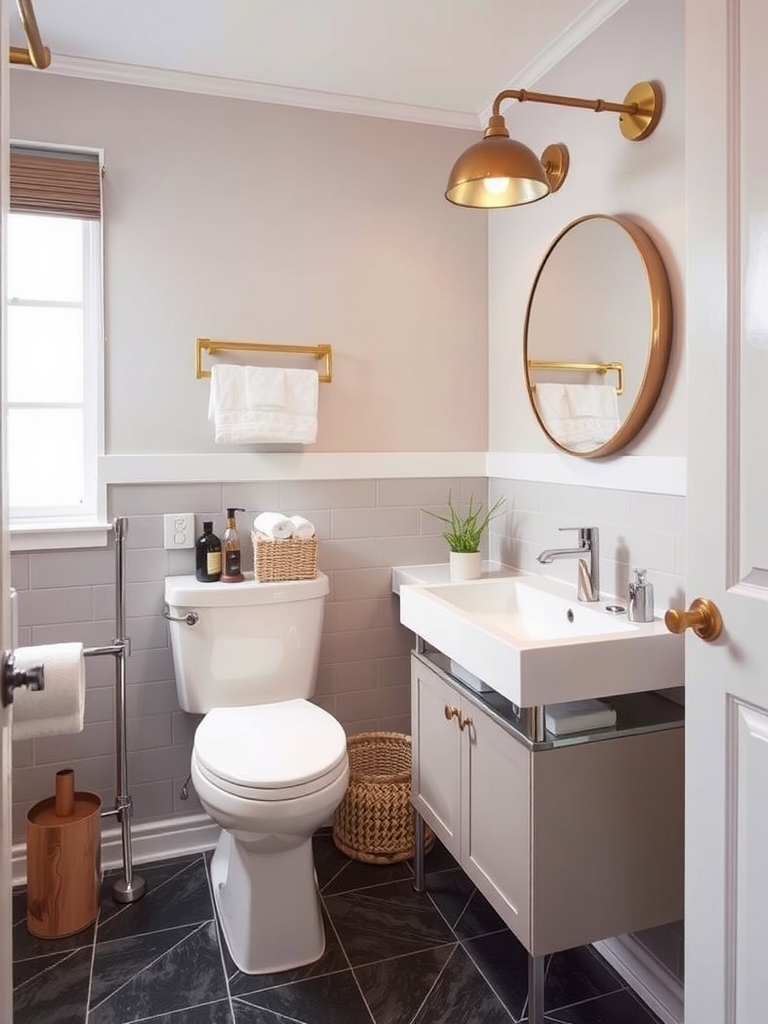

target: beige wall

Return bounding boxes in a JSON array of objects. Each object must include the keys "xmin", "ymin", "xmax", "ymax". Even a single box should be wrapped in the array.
[
  {"xmin": 10, "ymin": 73, "xmax": 489, "ymax": 454},
  {"xmin": 489, "ymin": 0, "xmax": 685, "ymax": 456}
]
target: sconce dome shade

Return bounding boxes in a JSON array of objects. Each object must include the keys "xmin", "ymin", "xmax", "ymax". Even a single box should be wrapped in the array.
[{"xmin": 445, "ymin": 135, "xmax": 551, "ymax": 208}]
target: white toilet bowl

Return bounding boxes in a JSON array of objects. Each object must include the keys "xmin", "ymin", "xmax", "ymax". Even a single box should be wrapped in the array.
[{"xmin": 191, "ymin": 699, "xmax": 349, "ymax": 974}]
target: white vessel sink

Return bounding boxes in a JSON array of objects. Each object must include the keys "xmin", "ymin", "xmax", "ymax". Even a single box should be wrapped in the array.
[{"xmin": 398, "ymin": 573, "xmax": 683, "ymax": 707}]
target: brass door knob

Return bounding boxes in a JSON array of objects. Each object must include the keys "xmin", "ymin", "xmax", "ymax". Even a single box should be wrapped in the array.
[
  {"xmin": 664, "ymin": 597, "xmax": 723, "ymax": 641},
  {"xmin": 458, "ymin": 713, "xmax": 473, "ymax": 732},
  {"xmin": 444, "ymin": 705, "xmax": 460, "ymax": 722}
]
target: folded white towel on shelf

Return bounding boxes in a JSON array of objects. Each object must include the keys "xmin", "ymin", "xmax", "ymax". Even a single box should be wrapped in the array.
[
  {"xmin": 208, "ymin": 365, "xmax": 319, "ymax": 444},
  {"xmin": 288, "ymin": 515, "xmax": 316, "ymax": 539},
  {"xmin": 253, "ymin": 512, "xmax": 294, "ymax": 539},
  {"xmin": 534, "ymin": 383, "xmax": 620, "ymax": 452}
]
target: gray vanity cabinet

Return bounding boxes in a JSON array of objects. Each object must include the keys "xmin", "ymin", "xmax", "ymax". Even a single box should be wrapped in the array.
[
  {"xmin": 412, "ymin": 653, "xmax": 531, "ymax": 940},
  {"xmin": 411, "ymin": 651, "xmax": 684, "ymax": 958}
]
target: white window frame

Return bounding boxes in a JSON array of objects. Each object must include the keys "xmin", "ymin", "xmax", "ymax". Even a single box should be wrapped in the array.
[{"xmin": 8, "ymin": 145, "xmax": 107, "ymax": 551}]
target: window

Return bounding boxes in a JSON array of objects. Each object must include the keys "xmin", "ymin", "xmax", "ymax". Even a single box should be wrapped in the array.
[{"xmin": 6, "ymin": 147, "xmax": 104, "ymax": 540}]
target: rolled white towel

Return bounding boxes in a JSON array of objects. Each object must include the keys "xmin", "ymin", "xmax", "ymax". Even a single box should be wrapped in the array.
[
  {"xmin": 289, "ymin": 515, "xmax": 316, "ymax": 539},
  {"xmin": 253, "ymin": 512, "xmax": 294, "ymax": 539}
]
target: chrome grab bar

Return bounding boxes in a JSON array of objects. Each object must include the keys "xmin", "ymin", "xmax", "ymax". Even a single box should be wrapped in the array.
[{"xmin": 163, "ymin": 603, "xmax": 199, "ymax": 626}]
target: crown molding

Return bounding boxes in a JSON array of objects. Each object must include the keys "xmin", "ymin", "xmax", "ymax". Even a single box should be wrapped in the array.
[
  {"xmin": 13, "ymin": 56, "xmax": 481, "ymax": 130},
  {"xmin": 479, "ymin": 0, "xmax": 630, "ymax": 120}
]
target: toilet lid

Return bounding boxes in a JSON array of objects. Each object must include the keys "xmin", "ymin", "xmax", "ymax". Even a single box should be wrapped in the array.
[{"xmin": 194, "ymin": 700, "xmax": 348, "ymax": 799}]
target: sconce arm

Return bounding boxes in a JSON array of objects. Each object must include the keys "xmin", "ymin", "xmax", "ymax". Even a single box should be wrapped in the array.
[{"xmin": 490, "ymin": 81, "xmax": 661, "ymax": 142}]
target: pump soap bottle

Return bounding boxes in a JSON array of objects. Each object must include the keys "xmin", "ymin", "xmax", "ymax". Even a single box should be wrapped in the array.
[
  {"xmin": 628, "ymin": 568, "xmax": 654, "ymax": 622},
  {"xmin": 196, "ymin": 521, "xmax": 222, "ymax": 583},
  {"xmin": 221, "ymin": 507, "xmax": 246, "ymax": 583}
]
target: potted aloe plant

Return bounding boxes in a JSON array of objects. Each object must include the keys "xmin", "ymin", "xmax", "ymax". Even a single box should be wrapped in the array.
[{"xmin": 424, "ymin": 491, "xmax": 505, "ymax": 580}]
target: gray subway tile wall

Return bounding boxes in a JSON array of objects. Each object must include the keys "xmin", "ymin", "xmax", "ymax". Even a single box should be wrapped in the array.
[
  {"xmin": 9, "ymin": 477, "xmax": 481, "ymax": 843},
  {"xmin": 10, "ymin": 475, "xmax": 687, "ymax": 844}
]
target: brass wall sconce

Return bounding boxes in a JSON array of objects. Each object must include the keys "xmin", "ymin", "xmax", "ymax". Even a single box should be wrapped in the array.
[
  {"xmin": 445, "ymin": 81, "xmax": 661, "ymax": 209},
  {"xmin": 9, "ymin": 0, "xmax": 51, "ymax": 69}
]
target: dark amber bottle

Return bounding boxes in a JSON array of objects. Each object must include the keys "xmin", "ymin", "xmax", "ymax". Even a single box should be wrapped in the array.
[{"xmin": 195, "ymin": 521, "xmax": 222, "ymax": 582}]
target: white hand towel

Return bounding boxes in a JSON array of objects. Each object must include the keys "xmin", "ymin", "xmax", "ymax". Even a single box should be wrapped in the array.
[
  {"xmin": 208, "ymin": 364, "xmax": 318, "ymax": 445},
  {"xmin": 289, "ymin": 515, "xmax": 316, "ymax": 539},
  {"xmin": 11, "ymin": 642, "xmax": 85, "ymax": 741},
  {"xmin": 254, "ymin": 512, "xmax": 294, "ymax": 539},
  {"xmin": 534, "ymin": 383, "xmax": 620, "ymax": 451}
]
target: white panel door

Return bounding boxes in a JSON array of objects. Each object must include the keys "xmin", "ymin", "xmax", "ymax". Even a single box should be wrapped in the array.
[
  {"xmin": 685, "ymin": 0, "xmax": 768, "ymax": 1019},
  {"xmin": 0, "ymin": 0, "xmax": 13, "ymax": 1018}
]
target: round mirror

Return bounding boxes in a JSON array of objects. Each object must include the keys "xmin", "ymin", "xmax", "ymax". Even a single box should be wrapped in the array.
[{"xmin": 524, "ymin": 214, "xmax": 672, "ymax": 457}]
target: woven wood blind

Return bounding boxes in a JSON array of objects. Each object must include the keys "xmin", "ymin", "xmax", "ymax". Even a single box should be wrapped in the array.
[{"xmin": 10, "ymin": 148, "xmax": 101, "ymax": 219}]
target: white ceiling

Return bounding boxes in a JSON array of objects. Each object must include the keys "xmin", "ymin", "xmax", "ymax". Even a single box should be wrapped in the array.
[{"xmin": 8, "ymin": 0, "xmax": 627, "ymax": 127}]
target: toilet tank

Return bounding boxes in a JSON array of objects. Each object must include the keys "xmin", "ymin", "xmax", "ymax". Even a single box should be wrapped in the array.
[{"xmin": 164, "ymin": 573, "xmax": 329, "ymax": 713}]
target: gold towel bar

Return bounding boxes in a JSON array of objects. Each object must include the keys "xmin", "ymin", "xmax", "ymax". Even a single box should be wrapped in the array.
[
  {"xmin": 10, "ymin": 0, "xmax": 51, "ymax": 68},
  {"xmin": 527, "ymin": 359, "xmax": 624, "ymax": 396},
  {"xmin": 196, "ymin": 338, "xmax": 333, "ymax": 383}
]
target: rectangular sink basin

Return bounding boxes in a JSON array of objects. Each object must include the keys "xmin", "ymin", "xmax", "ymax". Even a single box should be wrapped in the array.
[{"xmin": 399, "ymin": 574, "xmax": 683, "ymax": 707}]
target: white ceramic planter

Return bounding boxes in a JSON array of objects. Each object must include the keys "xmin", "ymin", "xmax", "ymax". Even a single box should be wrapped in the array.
[{"xmin": 449, "ymin": 551, "xmax": 482, "ymax": 581}]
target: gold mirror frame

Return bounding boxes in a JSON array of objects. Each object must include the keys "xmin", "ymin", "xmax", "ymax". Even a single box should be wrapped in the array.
[{"xmin": 523, "ymin": 214, "xmax": 672, "ymax": 458}]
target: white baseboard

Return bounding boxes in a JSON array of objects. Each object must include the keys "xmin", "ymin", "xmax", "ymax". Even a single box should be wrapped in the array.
[
  {"xmin": 12, "ymin": 812, "xmax": 220, "ymax": 887},
  {"xmin": 594, "ymin": 934, "xmax": 684, "ymax": 1024}
]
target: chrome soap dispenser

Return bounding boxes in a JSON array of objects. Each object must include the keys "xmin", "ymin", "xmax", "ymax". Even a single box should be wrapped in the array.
[{"xmin": 628, "ymin": 568, "xmax": 654, "ymax": 622}]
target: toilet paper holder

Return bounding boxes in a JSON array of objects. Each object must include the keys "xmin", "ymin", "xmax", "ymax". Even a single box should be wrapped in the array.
[{"xmin": 1, "ymin": 650, "xmax": 45, "ymax": 708}]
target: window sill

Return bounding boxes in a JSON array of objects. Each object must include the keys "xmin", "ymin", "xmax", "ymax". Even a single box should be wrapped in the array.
[{"xmin": 10, "ymin": 520, "xmax": 112, "ymax": 552}]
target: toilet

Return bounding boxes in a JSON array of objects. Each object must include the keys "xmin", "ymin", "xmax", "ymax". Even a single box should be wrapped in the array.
[{"xmin": 164, "ymin": 572, "xmax": 349, "ymax": 975}]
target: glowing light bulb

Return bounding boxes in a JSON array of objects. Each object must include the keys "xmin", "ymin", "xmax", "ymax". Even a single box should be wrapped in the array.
[{"xmin": 483, "ymin": 176, "xmax": 510, "ymax": 195}]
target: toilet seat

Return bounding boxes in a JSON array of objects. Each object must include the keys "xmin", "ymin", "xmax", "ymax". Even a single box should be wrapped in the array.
[{"xmin": 194, "ymin": 699, "xmax": 348, "ymax": 801}]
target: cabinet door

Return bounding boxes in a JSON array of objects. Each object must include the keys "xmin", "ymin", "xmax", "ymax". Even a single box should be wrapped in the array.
[
  {"xmin": 411, "ymin": 659, "xmax": 461, "ymax": 857},
  {"xmin": 462, "ymin": 703, "xmax": 531, "ymax": 946}
]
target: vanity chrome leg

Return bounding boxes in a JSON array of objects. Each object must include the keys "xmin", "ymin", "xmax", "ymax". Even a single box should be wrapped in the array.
[
  {"xmin": 527, "ymin": 953, "xmax": 546, "ymax": 1024},
  {"xmin": 412, "ymin": 809, "xmax": 426, "ymax": 893}
]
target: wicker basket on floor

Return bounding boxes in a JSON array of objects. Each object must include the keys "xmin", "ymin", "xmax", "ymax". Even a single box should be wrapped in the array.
[
  {"xmin": 333, "ymin": 731, "xmax": 435, "ymax": 864},
  {"xmin": 251, "ymin": 531, "xmax": 318, "ymax": 582}
]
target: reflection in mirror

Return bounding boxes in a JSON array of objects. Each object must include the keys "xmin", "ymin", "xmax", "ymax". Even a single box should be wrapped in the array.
[{"xmin": 524, "ymin": 214, "xmax": 672, "ymax": 457}]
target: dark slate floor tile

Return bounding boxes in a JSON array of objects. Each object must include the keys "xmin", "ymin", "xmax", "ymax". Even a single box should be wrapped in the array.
[
  {"xmin": 97, "ymin": 856, "xmax": 214, "ymax": 942},
  {"xmin": 236, "ymin": 970, "xmax": 372, "ymax": 1024},
  {"xmin": 13, "ymin": 947, "xmax": 80, "ymax": 989},
  {"xmin": 88, "ymin": 920, "xmax": 227, "ymax": 1024},
  {"xmin": 312, "ymin": 832, "xmax": 354, "ymax": 890},
  {"xmin": 125, "ymin": 999, "xmax": 235, "ymax": 1024},
  {"xmin": 233, "ymin": 1002, "xmax": 300, "ymax": 1024},
  {"xmin": 412, "ymin": 944, "xmax": 513, "ymax": 1024},
  {"xmin": 227, "ymin": 905, "xmax": 349, "ymax": 997},
  {"xmin": 544, "ymin": 945, "xmax": 624, "ymax": 1011},
  {"xmin": 12, "ymin": 913, "xmax": 95, "ymax": 963},
  {"xmin": 545, "ymin": 988, "xmax": 665, "ymax": 1023},
  {"xmin": 421, "ymin": 839, "xmax": 460, "ymax": 874},
  {"xmin": 90, "ymin": 923, "xmax": 201, "ymax": 1008},
  {"xmin": 12, "ymin": 945, "xmax": 92, "ymax": 1024},
  {"xmin": 324, "ymin": 879, "xmax": 455, "ymax": 967},
  {"xmin": 354, "ymin": 944, "xmax": 456, "ymax": 1024},
  {"xmin": 98, "ymin": 853, "xmax": 205, "ymax": 927},
  {"xmin": 462, "ymin": 927, "xmax": 532, "ymax": 1020},
  {"xmin": 320, "ymin": 851, "xmax": 414, "ymax": 895},
  {"xmin": 425, "ymin": 868, "xmax": 507, "ymax": 939}
]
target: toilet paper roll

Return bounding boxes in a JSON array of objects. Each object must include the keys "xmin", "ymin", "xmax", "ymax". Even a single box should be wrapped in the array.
[
  {"xmin": 288, "ymin": 515, "xmax": 316, "ymax": 539},
  {"xmin": 253, "ymin": 512, "xmax": 294, "ymax": 539},
  {"xmin": 11, "ymin": 643, "xmax": 85, "ymax": 741}
]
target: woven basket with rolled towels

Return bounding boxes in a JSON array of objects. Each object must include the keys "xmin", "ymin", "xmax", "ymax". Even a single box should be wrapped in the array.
[{"xmin": 253, "ymin": 511, "xmax": 294, "ymax": 539}]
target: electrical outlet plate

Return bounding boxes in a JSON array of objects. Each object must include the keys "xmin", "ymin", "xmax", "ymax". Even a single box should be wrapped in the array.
[{"xmin": 164, "ymin": 513, "xmax": 195, "ymax": 549}]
